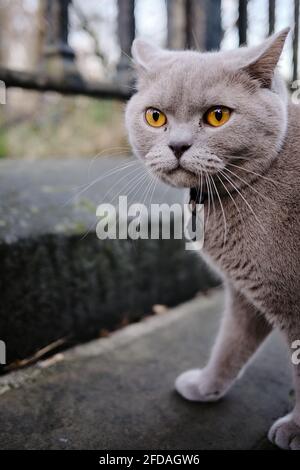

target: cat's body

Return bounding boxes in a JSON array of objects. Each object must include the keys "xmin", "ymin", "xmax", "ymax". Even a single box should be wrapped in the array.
[
  {"xmin": 126, "ymin": 29, "xmax": 300, "ymax": 449},
  {"xmin": 203, "ymin": 102, "xmax": 300, "ymax": 327}
]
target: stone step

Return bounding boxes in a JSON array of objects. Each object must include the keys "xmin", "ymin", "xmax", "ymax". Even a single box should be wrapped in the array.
[
  {"xmin": 0, "ymin": 158, "xmax": 218, "ymax": 366},
  {"xmin": 0, "ymin": 290, "xmax": 292, "ymax": 450}
]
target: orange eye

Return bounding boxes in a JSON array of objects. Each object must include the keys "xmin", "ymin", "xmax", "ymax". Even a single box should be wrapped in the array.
[
  {"xmin": 145, "ymin": 108, "xmax": 167, "ymax": 128},
  {"xmin": 205, "ymin": 106, "xmax": 231, "ymax": 127}
]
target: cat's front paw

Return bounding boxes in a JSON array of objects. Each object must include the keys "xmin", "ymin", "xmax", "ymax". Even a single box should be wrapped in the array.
[
  {"xmin": 175, "ymin": 368, "xmax": 229, "ymax": 402},
  {"xmin": 268, "ymin": 413, "xmax": 300, "ymax": 450}
]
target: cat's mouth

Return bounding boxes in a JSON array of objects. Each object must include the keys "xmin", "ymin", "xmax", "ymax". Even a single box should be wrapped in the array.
[
  {"xmin": 156, "ymin": 165, "xmax": 202, "ymax": 188},
  {"xmin": 164, "ymin": 165, "xmax": 194, "ymax": 176},
  {"xmin": 164, "ymin": 161, "xmax": 222, "ymax": 178},
  {"xmin": 147, "ymin": 155, "xmax": 224, "ymax": 187}
]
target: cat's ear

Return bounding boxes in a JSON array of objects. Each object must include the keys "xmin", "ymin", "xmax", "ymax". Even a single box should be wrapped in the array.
[
  {"xmin": 242, "ymin": 28, "xmax": 290, "ymax": 88},
  {"xmin": 131, "ymin": 38, "xmax": 165, "ymax": 71}
]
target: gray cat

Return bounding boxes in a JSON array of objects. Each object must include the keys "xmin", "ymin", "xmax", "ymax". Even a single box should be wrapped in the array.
[{"xmin": 125, "ymin": 28, "xmax": 300, "ymax": 450}]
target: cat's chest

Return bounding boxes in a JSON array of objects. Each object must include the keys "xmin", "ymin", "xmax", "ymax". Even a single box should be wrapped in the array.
[
  {"xmin": 202, "ymin": 199, "xmax": 248, "ymax": 267},
  {"xmin": 201, "ymin": 201, "xmax": 265, "ymax": 297}
]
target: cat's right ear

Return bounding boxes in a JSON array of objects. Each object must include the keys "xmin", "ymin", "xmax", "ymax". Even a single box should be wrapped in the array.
[
  {"xmin": 241, "ymin": 28, "xmax": 290, "ymax": 88},
  {"xmin": 131, "ymin": 39, "xmax": 164, "ymax": 72}
]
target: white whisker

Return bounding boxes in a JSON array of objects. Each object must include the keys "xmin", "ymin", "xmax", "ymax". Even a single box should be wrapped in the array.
[
  {"xmin": 216, "ymin": 174, "xmax": 244, "ymax": 226},
  {"xmin": 219, "ymin": 169, "xmax": 267, "ymax": 233},
  {"xmin": 224, "ymin": 167, "xmax": 275, "ymax": 205},
  {"xmin": 63, "ymin": 160, "xmax": 139, "ymax": 207},
  {"xmin": 203, "ymin": 171, "xmax": 211, "ymax": 228},
  {"xmin": 207, "ymin": 173, "xmax": 217, "ymax": 223},
  {"xmin": 102, "ymin": 166, "xmax": 143, "ymax": 204},
  {"xmin": 210, "ymin": 175, "xmax": 228, "ymax": 245},
  {"xmin": 87, "ymin": 147, "xmax": 132, "ymax": 179},
  {"xmin": 114, "ymin": 171, "xmax": 149, "ymax": 204},
  {"xmin": 227, "ymin": 162, "xmax": 290, "ymax": 188}
]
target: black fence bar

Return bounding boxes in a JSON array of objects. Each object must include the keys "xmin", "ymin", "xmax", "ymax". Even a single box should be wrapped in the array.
[
  {"xmin": 116, "ymin": 0, "xmax": 135, "ymax": 81},
  {"xmin": 205, "ymin": 0, "xmax": 222, "ymax": 50},
  {"xmin": 238, "ymin": 0, "xmax": 248, "ymax": 46},
  {"xmin": 185, "ymin": 0, "xmax": 194, "ymax": 48},
  {"xmin": 168, "ymin": 0, "xmax": 221, "ymax": 51},
  {"xmin": 293, "ymin": 0, "xmax": 299, "ymax": 82},
  {"xmin": 268, "ymin": 0, "xmax": 275, "ymax": 35},
  {"xmin": 42, "ymin": 0, "xmax": 80, "ymax": 81},
  {"xmin": 0, "ymin": 0, "xmax": 298, "ymax": 98}
]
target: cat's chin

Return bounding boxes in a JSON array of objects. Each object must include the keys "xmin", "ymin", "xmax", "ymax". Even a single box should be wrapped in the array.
[{"xmin": 157, "ymin": 168, "xmax": 199, "ymax": 188}]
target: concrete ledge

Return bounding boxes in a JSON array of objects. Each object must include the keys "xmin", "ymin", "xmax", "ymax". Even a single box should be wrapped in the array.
[
  {"xmin": 0, "ymin": 158, "xmax": 218, "ymax": 365},
  {"xmin": 0, "ymin": 290, "xmax": 293, "ymax": 450}
]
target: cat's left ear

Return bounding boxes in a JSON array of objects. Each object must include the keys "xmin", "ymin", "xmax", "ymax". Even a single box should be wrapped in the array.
[
  {"xmin": 131, "ymin": 38, "xmax": 165, "ymax": 71},
  {"xmin": 242, "ymin": 28, "xmax": 290, "ymax": 88}
]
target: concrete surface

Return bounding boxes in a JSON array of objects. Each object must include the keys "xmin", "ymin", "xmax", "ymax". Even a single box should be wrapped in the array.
[
  {"xmin": 0, "ymin": 158, "xmax": 184, "ymax": 243},
  {"xmin": 0, "ymin": 290, "xmax": 293, "ymax": 450},
  {"xmin": 0, "ymin": 158, "xmax": 219, "ymax": 364}
]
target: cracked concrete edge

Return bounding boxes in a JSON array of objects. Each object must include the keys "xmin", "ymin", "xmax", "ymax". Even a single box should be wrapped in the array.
[{"xmin": 0, "ymin": 288, "xmax": 223, "ymax": 396}]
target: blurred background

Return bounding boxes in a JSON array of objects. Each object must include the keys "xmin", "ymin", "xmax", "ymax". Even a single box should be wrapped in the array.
[{"xmin": 0, "ymin": 0, "xmax": 298, "ymax": 160}]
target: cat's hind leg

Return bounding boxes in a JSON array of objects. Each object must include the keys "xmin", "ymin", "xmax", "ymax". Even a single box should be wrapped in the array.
[{"xmin": 175, "ymin": 286, "xmax": 272, "ymax": 402}]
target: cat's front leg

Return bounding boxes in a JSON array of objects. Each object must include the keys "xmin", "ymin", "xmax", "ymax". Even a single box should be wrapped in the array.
[
  {"xmin": 268, "ymin": 332, "xmax": 300, "ymax": 450},
  {"xmin": 175, "ymin": 286, "xmax": 272, "ymax": 401}
]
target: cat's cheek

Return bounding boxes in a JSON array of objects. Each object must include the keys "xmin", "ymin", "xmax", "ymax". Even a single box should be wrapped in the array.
[{"xmin": 127, "ymin": 126, "xmax": 151, "ymax": 160}]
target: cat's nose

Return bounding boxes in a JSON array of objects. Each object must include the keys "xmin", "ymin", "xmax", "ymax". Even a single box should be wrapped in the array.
[{"xmin": 168, "ymin": 144, "xmax": 191, "ymax": 159}]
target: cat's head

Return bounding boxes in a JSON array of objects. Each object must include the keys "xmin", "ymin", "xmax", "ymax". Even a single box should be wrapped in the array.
[{"xmin": 125, "ymin": 29, "xmax": 290, "ymax": 189}]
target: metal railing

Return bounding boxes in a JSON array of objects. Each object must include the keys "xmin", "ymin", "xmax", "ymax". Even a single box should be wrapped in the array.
[
  {"xmin": 238, "ymin": 0, "xmax": 299, "ymax": 82},
  {"xmin": 0, "ymin": 0, "xmax": 298, "ymax": 100},
  {"xmin": 0, "ymin": 0, "xmax": 132, "ymax": 100}
]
